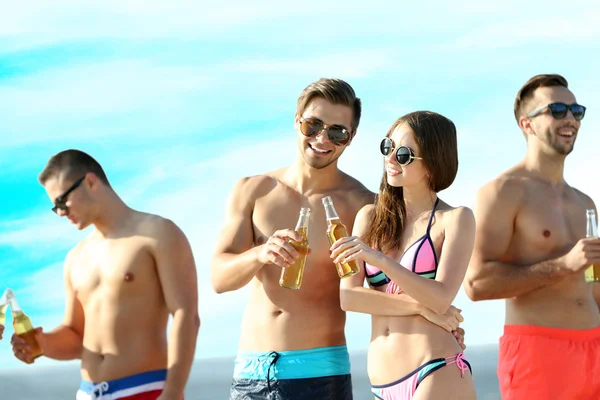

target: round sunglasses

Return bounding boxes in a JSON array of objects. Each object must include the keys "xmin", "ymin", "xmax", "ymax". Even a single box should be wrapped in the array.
[
  {"xmin": 299, "ymin": 117, "xmax": 352, "ymax": 146},
  {"xmin": 380, "ymin": 137, "xmax": 422, "ymax": 166},
  {"xmin": 527, "ymin": 102, "xmax": 586, "ymax": 121}
]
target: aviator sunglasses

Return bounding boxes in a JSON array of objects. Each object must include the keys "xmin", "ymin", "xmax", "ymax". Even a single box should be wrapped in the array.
[
  {"xmin": 52, "ymin": 176, "xmax": 86, "ymax": 214},
  {"xmin": 380, "ymin": 137, "xmax": 422, "ymax": 166},
  {"xmin": 527, "ymin": 102, "xmax": 586, "ymax": 121},
  {"xmin": 299, "ymin": 117, "xmax": 353, "ymax": 146}
]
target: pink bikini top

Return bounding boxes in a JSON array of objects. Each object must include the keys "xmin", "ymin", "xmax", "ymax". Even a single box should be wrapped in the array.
[{"xmin": 364, "ymin": 198, "xmax": 439, "ymax": 294}]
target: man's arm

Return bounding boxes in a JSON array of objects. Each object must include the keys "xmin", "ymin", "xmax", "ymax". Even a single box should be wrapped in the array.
[
  {"xmin": 593, "ymin": 285, "xmax": 600, "ymax": 313},
  {"xmin": 210, "ymin": 177, "xmax": 265, "ymax": 294},
  {"xmin": 41, "ymin": 250, "xmax": 86, "ymax": 359},
  {"xmin": 210, "ymin": 177, "xmax": 301, "ymax": 294},
  {"xmin": 580, "ymin": 192, "xmax": 600, "ymax": 312},
  {"xmin": 12, "ymin": 248, "xmax": 85, "ymax": 363},
  {"xmin": 464, "ymin": 178, "xmax": 571, "ymax": 301},
  {"xmin": 154, "ymin": 219, "xmax": 200, "ymax": 400}
]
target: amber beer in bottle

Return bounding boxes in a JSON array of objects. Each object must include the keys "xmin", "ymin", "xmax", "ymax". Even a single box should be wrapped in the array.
[
  {"xmin": 9, "ymin": 289, "xmax": 44, "ymax": 360},
  {"xmin": 584, "ymin": 209, "xmax": 600, "ymax": 283},
  {"xmin": 322, "ymin": 196, "xmax": 360, "ymax": 278},
  {"xmin": 279, "ymin": 208, "xmax": 311, "ymax": 290}
]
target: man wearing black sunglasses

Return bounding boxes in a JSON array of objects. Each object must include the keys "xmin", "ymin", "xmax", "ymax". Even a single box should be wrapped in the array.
[
  {"xmin": 10, "ymin": 150, "xmax": 200, "ymax": 400},
  {"xmin": 211, "ymin": 78, "xmax": 466, "ymax": 400},
  {"xmin": 466, "ymin": 74, "xmax": 600, "ymax": 399}
]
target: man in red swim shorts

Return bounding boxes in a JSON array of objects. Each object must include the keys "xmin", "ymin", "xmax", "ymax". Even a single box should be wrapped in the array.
[{"xmin": 464, "ymin": 73, "xmax": 600, "ymax": 400}]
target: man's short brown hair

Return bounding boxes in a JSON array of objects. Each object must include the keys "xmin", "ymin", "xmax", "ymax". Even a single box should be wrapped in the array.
[
  {"xmin": 39, "ymin": 149, "xmax": 110, "ymax": 186},
  {"xmin": 296, "ymin": 78, "xmax": 362, "ymax": 132},
  {"xmin": 514, "ymin": 74, "xmax": 569, "ymax": 123}
]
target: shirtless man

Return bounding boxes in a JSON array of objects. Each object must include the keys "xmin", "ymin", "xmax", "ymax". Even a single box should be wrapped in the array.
[
  {"xmin": 465, "ymin": 74, "xmax": 600, "ymax": 399},
  {"xmin": 11, "ymin": 150, "xmax": 200, "ymax": 400},
  {"xmin": 211, "ymin": 78, "xmax": 466, "ymax": 399}
]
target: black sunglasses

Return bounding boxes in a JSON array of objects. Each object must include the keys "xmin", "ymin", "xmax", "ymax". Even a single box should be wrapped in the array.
[
  {"xmin": 380, "ymin": 137, "xmax": 422, "ymax": 166},
  {"xmin": 299, "ymin": 117, "xmax": 353, "ymax": 146},
  {"xmin": 52, "ymin": 176, "xmax": 85, "ymax": 214},
  {"xmin": 527, "ymin": 102, "xmax": 586, "ymax": 121}
]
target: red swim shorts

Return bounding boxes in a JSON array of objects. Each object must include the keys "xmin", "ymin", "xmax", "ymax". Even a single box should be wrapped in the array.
[
  {"xmin": 498, "ymin": 324, "xmax": 600, "ymax": 400},
  {"xmin": 76, "ymin": 369, "xmax": 184, "ymax": 400},
  {"xmin": 118, "ymin": 390, "xmax": 163, "ymax": 400}
]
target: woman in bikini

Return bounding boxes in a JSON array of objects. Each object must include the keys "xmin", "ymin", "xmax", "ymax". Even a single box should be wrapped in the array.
[{"xmin": 330, "ymin": 111, "xmax": 477, "ymax": 400}]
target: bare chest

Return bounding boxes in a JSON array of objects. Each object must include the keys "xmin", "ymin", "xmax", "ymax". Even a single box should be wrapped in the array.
[
  {"xmin": 70, "ymin": 238, "xmax": 158, "ymax": 303},
  {"xmin": 513, "ymin": 187, "xmax": 588, "ymax": 258}
]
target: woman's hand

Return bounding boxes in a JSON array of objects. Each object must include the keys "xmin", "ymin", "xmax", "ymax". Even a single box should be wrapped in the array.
[
  {"xmin": 330, "ymin": 236, "xmax": 383, "ymax": 266},
  {"xmin": 421, "ymin": 305, "xmax": 464, "ymax": 332}
]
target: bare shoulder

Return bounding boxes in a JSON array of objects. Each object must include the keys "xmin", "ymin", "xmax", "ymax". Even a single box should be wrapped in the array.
[
  {"xmin": 135, "ymin": 214, "xmax": 196, "ymax": 268},
  {"xmin": 238, "ymin": 172, "xmax": 281, "ymax": 193},
  {"xmin": 356, "ymin": 203, "xmax": 376, "ymax": 221},
  {"xmin": 137, "ymin": 213, "xmax": 188, "ymax": 243},
  {"xmin": 571, "ymin": 187, "xmax": 597, "ymax": 210},
  {"xmin": 354, "ymin": 203, "xmax": 376, "ymax": 231},
  {"xmin": 477, "ymin": 171, "xmax": 527, "ymax": 205},
  {"xmin": 440, "ymin": 203, "xmax": 475, "ymax": 230},
  {"xmin": 338, "ymin": 171, "xmax": 376, "ymax": 208},
  {"xmin": 64, "ymin": 239, "xmax": 86, "ymax": 272},
  {"xmin": 67, "ymin": 240, "xmax": 85, "ymax": 259},
  {"xmin": 232, "ymin": 169, "xmax": 296, "ymax": 204}
]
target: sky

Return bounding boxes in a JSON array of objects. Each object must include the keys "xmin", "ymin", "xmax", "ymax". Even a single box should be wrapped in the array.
[{"xmin": 1, "ymin": 1, "xmax": 599, "ymax": 371}]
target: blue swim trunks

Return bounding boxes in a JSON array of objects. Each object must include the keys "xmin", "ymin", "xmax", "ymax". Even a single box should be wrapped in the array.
[{"xmin": 229, "ymin": 345, "xmax": 353, "ymax": 399}]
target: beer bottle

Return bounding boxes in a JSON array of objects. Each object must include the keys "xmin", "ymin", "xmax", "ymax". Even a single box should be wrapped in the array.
[
  {"xmin": 9, "ymin": 289, "xmax": 44, "ymax": 360},
  {"xmin": 0, "ymin": 289, "xmax": 8, "ymax": 327},
  {"xmin": 322, "ymin": 196, "xmax": 360, "ymax": 278},
  {"xmin": 279, "ymin": 208, "xmax": 311, "ymax": 290},
  {"xmin": 584, "ymin": 209, "xmax": 600, "ymax": 283}
]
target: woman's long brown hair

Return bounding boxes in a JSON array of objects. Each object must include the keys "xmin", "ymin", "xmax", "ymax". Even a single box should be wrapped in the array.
[{"xmin": 362, "ymin": 111, "xmax": 458, "ymax": 253}]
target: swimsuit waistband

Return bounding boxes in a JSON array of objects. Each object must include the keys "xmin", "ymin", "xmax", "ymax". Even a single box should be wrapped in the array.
[
  {"xmin": 504, "ymin": 324, "xmax": 600, "ymax": 340},
  {"xmin": 77, "ymin": 369, "xmax": 167, "ymax": 399},
  {"xmin": 233, "ymin": 345, "xmax": 351, "ymax": 380}
]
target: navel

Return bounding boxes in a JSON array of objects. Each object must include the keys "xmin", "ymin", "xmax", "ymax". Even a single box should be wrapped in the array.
[
  {"xmin": 543, "ymin": 230, "xmax": 551, "ymax": 238},
  {"xmin": 124, "ymin": 272, "xmax": 135, "ymax": 282}
]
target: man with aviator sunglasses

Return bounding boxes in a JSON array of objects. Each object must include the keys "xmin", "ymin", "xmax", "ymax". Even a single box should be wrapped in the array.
[
  {"xmin": 11, "ymin": 150, "xmax": 200, "ymax": 400},
  {"xmin": 211, "ymin": 78, "xmax": 466, "ymax": 400},
  {"xmin": 211, "ymin": 78, "xmax": 368, "ymax": 399},
  {"xmin": 465, "ymin": 73, "xmax": 600, "ymax": 400}
]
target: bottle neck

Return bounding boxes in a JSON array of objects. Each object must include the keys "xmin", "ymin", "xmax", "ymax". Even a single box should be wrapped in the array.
[
  {"xmin": 10, "ymin": 296, "xmax": 23, "ymax": 315},
  {"xmin": 323, "ymin": 202, "xmax": 339, "ymax": 221},
  {"xmin": 295, "ymin": 210, "xmax": 311, "ymax": 230},
  {"xmin": 587, "ymin": 221, "xmax": 598, "ymax": 237},
  {"xmin": 587, "ymin": 211, "xmax": 598, "ymax": 237}
]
